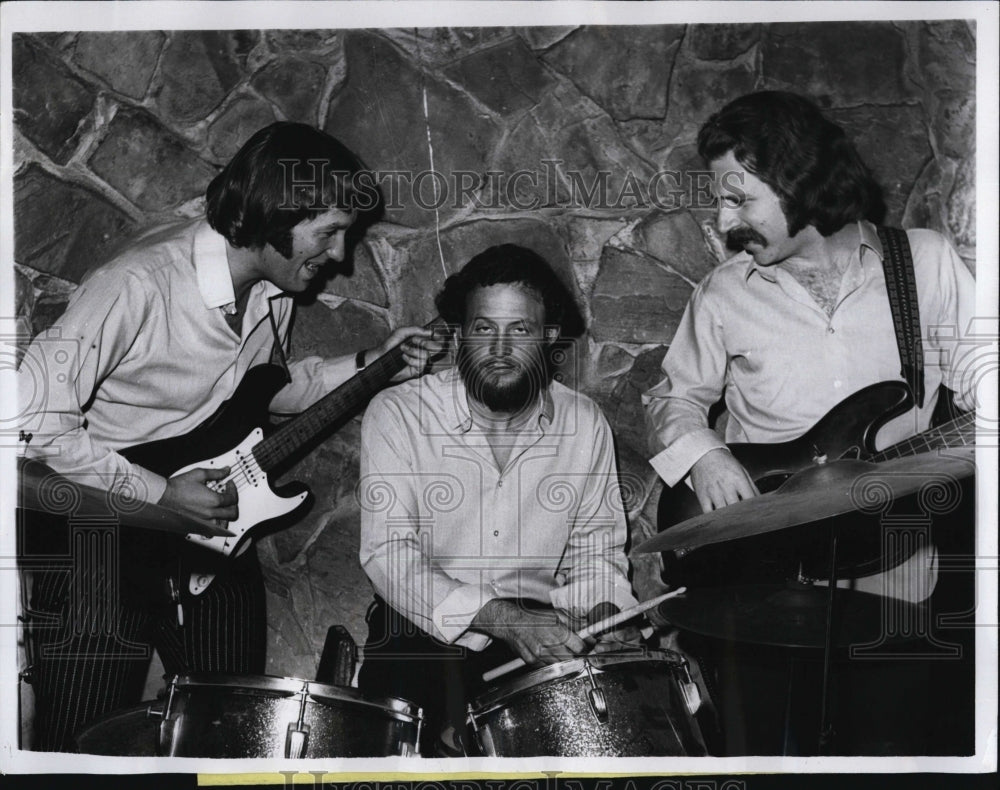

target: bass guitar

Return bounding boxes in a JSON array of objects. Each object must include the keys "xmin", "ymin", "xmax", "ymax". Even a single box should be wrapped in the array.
[
  {"xmin": 657, "ymin": 380, "xmax": 975, "ymax": 533},
  {"xmin": 122, "ymin": 331, "xmax": 435, "ymax": 596}
]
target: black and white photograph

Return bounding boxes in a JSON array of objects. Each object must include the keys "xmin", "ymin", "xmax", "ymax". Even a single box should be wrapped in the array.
[{"xmin": 1, "ymin": 0, "xmax": 996, "ymax": 784}]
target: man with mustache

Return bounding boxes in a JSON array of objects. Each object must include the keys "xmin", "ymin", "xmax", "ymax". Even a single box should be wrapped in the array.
[
  {"xmin": 642, "ymin": 92, "xmax": 978, "ymax": 754},
  {"xmin": 357, "ymin": 244, "xmax": 638, "ymax": 754}
]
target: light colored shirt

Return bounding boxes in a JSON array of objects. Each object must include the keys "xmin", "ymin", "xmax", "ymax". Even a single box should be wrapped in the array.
[
  {"xmin": 644, "ymin": 222, "xmax": 977, "ymax": 486},
  {"xmin": 20, "ymin": 218, "xmax": 357, "ymax": 503},
  {"xmin": 359, "ymin": 368, "xmax": 638, "ymax": 650},
  {"xmin": 642, "ymin": 222, "xmax": 977, "ymax": 602}
]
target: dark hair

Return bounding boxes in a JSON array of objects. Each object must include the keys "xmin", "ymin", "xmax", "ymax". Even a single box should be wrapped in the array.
[
  {"xmin": 206, "ymin": 122, "xmax": 376, "ymax": 257},
  {"xmin": 435, "ymin": 244, "xmax": 570, "ymax": 330},
  {"xmin": 697, "ymin": 91, "xmax": 885, "ymax": 236}
]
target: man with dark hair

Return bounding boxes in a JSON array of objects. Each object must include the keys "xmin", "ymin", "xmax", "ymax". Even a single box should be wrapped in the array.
[
  {"xmin": 18, "ymin": 122, "xmax": 435, "ymax": 751},
  {"xmin": 357, "ymin": 244, "xmax": 638, "ymax": 754},
  {"xmin": 643, "ymin": 92, "xmax": 977, "ymax": 754}
]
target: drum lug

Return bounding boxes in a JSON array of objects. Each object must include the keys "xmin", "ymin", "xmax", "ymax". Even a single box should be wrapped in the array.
[
  {"xmin": 583, "ymin": 660, "xmax": 609, "ymax": 723},
  {"xmin": 285, "ymin": 723, "xmax": 311, "ymax": 759},
  {"xmin": 679, "ymin": 663, "xmax": 702, "ymax": 715}
]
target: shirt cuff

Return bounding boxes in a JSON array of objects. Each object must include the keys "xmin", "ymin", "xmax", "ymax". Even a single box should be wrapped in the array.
[
  {"xmin": 133, "ymin": 466, "xmax": 169, "ymax": 505},
  {"xmin": 431, "ymin": 583, "xmax": 498, "ymax": 647},
  {"xmin": 648, "ymin": 429, "xmax": 727, "ymax": 486}
]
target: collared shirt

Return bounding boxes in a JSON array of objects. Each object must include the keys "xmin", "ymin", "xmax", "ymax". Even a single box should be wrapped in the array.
[
  {"xmin": 643, "ymin": 222, "xmax": 977, "ymax": 485},
  {"xmin": 20, "ymin": 218, "xmax": 356, "ymax": 503},
  {"xmin": 359, "ymin": 368, "xmax": 638, "ymax": 649},
  {"xmin": 641, "ymin": 222, "xmax": 977, "ymax": 601}
]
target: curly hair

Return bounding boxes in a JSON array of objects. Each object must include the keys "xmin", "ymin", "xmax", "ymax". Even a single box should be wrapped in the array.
[
  {"xmin": 435, "ymin": 244, "xmax": 570, "ymax": 330},
  {"xmin": 206, "ymin": 122, "xmax": 379, "ymax": 258},
  {"xmin": 697, "ymin": 91, "xmax": 886, "ymax": 236}
]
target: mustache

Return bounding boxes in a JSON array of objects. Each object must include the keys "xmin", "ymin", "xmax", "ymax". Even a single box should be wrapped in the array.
[{"xmin": 726, "ymin": 226, "xmax": 768, "ymax": 252}]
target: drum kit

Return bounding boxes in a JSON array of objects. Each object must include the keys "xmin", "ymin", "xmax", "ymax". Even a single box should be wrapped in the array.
[{"xmin": 18, "ymin": 450, "xmax": 975, "ymax": 758}]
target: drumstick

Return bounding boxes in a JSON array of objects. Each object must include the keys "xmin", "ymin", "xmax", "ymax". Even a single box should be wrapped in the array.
[{"xmin": 481, "ymin": 587, "xmax": 687, "ymax": 683}]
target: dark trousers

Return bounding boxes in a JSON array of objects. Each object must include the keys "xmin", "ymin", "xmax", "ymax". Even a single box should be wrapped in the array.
[
  {"xmin": 25, "ymin": 543, "xmax": 266, "ymax": 752},
  {"xmin": 357, "ymin": 596, "xmax": 520, "ymax": 755}
]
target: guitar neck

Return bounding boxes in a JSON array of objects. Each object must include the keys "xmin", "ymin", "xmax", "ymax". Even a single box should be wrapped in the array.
[
  {"xmin": 872, "ymin": 410, "xmax": 976, "ymax": 462},
  {"xmin": 253, "ymin": 344, "xmax": 408, "ymax": 472}
]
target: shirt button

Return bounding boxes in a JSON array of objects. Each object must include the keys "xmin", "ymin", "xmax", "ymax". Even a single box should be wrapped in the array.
[
  {"xmin": 493, "ymin": 530, "xmax": 499, "ymax": 537},
  {"xmin": 828, "ymin": 327, "xmax": 835, "ymax": 334},
  {"xmin": 497, "ymin": 480, "xmax": 503, "ymax": 488},
  {"xmin": 834, "ymin": 380, "xmax": 842, "ymax": 388}
]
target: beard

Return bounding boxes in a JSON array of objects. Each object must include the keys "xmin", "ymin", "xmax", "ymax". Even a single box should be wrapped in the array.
[
  {"xmin": 456, "ymin": 341, "xmax": 549, "ymax": 414},
  {"xmin": 726, "ymin": 226, "xmax": 769, "ymax": 252}
]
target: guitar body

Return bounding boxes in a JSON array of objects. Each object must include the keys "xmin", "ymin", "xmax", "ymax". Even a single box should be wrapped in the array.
[
  {"xmin": 657, "ymin": 380, "xmax": 913, "ymax": 531},
  {"xmin": 121, "ymin": 365, "xmax": 310, "ymax": 596},
  {"xmin": 656, "ymin": 381, "xmax": 917, "ymax": 585}
]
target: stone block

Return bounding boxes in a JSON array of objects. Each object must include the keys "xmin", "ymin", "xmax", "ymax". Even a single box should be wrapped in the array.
[
  {"xmin": 379, "ymin": 27, "xmax": 513, "ymax": 68},
  {"xmin": 14, "ymin": 164, "xmax": 138, "ymax": 283},
  {"xmin": 324, "ymin": 240, "xmax": 390, "ymax": 308},
  {"xmin": 492, "ymin": 82, "xmax": 657, "ymax": 212},
  {"xmin": 443, "ymin": 37, "xmax": 554, "ymax": 117},
  {"xmin": 251, "ymin": 57, "xmax": 328, "ymax": 124},
  {"xmin": 264, "ymin": 29, "xmax": 342, "ymax": 55},
  {"xmin": 761, "ymin": 22, "xmax": 912, "ymax": 108},
  {"xmin": 156, "ymin": 31, "xmax": 260, "ymax": 124},
  {"xmin": 519, "ymin": 27, "xmax": 579, "ymax": 51},
  {"xmin": 928, "ymin": 89, "xmax": 975, "ymax": 159},
  {"xmin": 88, "ymin": 107, "xmax": 218, "ymax": 212},
  {"xmin": 73, "ymin": 31, "xmax": 165, "ymax": 99},
  {"xmin": 326, "ymin": 32, "xmax": 502, "ymax": 227},
  {"xmin": 664, "ymin": 50, "xmax": 757, "ymax": 146},
  {"xmin": 902, "ymin": 156, "xmax": 956, "ymax": 235},
  {"xmin": 946, "ymin": 155, "xmax": 975, "ymax": 261},
  {"xmin": 914, "ymin": 21, "xmax": 976, "ymax": 94},
  {"xmin": 543, "ymin": 26, "xmax": 683, "ymax": 121},
  {"xmin": 635, "ymin": 210, "xmax": 718, "ymax": 284},
  {"xmin": 829, "ymin": 105, "xmax": 931, "ymax": 227},
  {"xmin": 13, "ymin": 35, "xmax": 95, "ymax": 165},
  {"xmin": 205, "ymin": 95, "xmax": 277, "ymax": 163},
  {"xmin": 290, "ymin": 298, "xmax": 391, "ymax": 362},
  {"xmin": 591, "ymin": 247, "xmax": 692, "ymax": 344},
  {"xmin": 688, "ymin": 23, "xmax": 761, "ymax": 60}
]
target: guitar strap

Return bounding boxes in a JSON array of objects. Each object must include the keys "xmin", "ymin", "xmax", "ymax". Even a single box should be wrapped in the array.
[
  {"xmin": 267, "ymin": 306, "xmax": 293, "ymax": 385},
  {"xmin": 876, "ymin": 226, "xmax": 925, "ymax": 408}
]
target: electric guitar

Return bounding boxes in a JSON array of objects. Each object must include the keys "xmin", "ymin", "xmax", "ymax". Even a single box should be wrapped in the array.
[
  {"xmin": 657, "ymin": 380, "xmax": 976, "ymax": 533},
  {"xmin": 122, "ymin": 334, "xmax": 431, "ymax": 596}
]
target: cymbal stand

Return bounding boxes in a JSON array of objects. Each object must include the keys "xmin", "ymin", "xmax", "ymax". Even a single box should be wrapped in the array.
[{"xmin": 817, "ymin": 523, "xmax": 839, "ymax": 754}]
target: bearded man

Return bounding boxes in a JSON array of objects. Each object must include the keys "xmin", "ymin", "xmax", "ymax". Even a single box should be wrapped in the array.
[{"xmin": 356, "ymin": 244, "xmax": 637, "ymax": 754}]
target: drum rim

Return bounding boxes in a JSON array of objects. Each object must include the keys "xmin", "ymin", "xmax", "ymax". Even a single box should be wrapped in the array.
[
  {"xmin": 170, "ymin": 673, "xmax": 422, "ymax": 721},
  {"xmin": 471, "ymin": 649, "xmax": 683, "ymax": 715}
]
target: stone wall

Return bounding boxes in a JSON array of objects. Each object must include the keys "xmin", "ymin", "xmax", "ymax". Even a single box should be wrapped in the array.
[{"xmin": 13, "ymin": 22, "xmax": 976, "ymax": 680}]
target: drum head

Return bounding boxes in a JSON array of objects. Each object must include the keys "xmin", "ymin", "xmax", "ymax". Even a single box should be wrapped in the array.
[{"xmin": 74, "ymin": 703, "xmax": 158, "ymax": 756}]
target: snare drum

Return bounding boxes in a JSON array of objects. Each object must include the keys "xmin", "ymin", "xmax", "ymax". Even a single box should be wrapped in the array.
[
  {"xmin": 150, "ymin": 674, "xmax": 422, "ymax": 757},
  {"xmin": 467, "ymin": 650, "xmax": 706, "ymax": 757}
]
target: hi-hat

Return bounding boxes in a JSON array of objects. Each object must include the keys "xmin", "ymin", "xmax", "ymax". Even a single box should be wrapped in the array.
[
  {"xmin": 633, "ymin": 449, "xmax": 975, "ymax": 555},
  {"xmin": 18, "ymin": 457, "xmax": 233, "ymax": 538}
]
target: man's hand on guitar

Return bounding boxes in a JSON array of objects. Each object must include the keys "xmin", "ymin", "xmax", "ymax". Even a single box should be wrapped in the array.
[
  {"xmin": 159, "ymin": 467, "xmax": 239, "ymax": 526},
  {"xmin": 473, "ymin": 599, "xmax": 587, "ymax": 666},
  {"xmin": 690, "ymin": 448, "xmax": 759, "ymax": 513}
]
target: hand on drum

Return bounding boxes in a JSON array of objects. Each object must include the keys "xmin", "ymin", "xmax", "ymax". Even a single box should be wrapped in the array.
[{"xmin": 473, "ymin": 599, "xmax": 587, "ymax": 666}]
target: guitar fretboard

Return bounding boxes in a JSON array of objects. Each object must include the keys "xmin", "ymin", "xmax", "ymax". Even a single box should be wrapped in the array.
[
  {"xmin": 252, "ymin": 343, "xmax": 408, "ymax": 472},
  {"xmin": 872, "ymin": 410, "xmax": 976, "ymax": 462}
]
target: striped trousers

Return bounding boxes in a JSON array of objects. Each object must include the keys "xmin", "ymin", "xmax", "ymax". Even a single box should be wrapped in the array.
[{"xmin": 24, "ymin": 533, "xmax": 266, "ymax": 752}]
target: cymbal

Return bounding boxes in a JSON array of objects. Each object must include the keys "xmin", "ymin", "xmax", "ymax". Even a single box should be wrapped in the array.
[
  {"xmin": 633, "ymin": 450, "xmax": 975, "ymax": 555},
  {"xmin": 657, "ymin": 583, "xmax": 926, "ymax": 649},
  {"xmin": 18, "ymin": 458, "xmax": 234, "ymax": 538}
]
